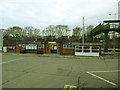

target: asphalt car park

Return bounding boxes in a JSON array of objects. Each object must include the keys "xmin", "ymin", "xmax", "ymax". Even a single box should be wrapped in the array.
[{"xmin": 1, "ymin": 53, "xmax": 119, "ymax": 89}]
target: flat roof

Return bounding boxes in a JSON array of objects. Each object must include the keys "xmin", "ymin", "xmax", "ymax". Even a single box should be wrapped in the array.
[
  {"xmin": 16, "ymin": 41, "xmax": 101, "ymax": 43},
  {"xmin": 103, "ymin": 20, "xmax": 120, "ymax": 23}
]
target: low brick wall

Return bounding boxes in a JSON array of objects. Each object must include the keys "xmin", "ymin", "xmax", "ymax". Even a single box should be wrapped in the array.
[{"xmin": 62, "ymin": 48, "xmax": 74, "ymax": 55}]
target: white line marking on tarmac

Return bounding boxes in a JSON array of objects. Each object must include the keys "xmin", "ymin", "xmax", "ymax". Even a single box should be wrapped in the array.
[
  {"xmin": 87, "ymin": 71, "xmax": 117, "ymax": 86},
  {"xmin": 88, "ymin": 70, "xmax": 120, "ymax": 73},
  {"xmin": 0, "ymin": 58, "xmax": 24, "ymax": 64}
]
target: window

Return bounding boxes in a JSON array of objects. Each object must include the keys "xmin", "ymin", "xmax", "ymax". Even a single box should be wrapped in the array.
[
  {"xmin": 18, "ymin": 44, "xmax": 22, "ymax": 47},
  {"xmin": 76, "ymin": 45, "xmax": 78, "ymax": 48},
  {"xmin": 25, "ymin": 44, "xmax": 37, "ymax": 50},
  {"xmin": 67, "ymin": 45, "xmax": 69, "ymax": 48},
  {"xmin": 63, "ymin": 45, "xmax": 74, "ymax": 48},
  {"xmin": 63, "ymin": 45, "xmax": 67, "ymax": 48},
  {"xmin": 54, "ymin": 46, "xmax": 57, "ymax": 50},
  {"xmin": 73, "ymin": 45, "xmax": 75, "ymax": 48},
  {"xmin": 70, "ymin": 45, "xmax": 73, "ymax": 48},
  {"xmin": 38, "ymin": 44, "xmax": 44, "ymax": 48}
]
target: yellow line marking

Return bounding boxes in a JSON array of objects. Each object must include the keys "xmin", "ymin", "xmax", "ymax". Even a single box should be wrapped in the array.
[{"xmin": 63, "ymin": 84, "xmax": 77, "ymax": 90}]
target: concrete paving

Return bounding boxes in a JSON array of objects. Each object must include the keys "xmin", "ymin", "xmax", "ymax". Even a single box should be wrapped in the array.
[{"xmin": 1, "ymin": 53, "xmax": 119, "ymax": 88}]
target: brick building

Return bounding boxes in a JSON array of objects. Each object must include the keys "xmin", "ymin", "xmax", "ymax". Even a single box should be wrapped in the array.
[{"xmin": 16, "ymin": 41, "xmax": 102, "ymax": 55}]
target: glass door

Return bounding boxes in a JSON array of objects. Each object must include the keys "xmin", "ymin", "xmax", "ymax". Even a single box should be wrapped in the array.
[{"xmin": 50, "ymin": 45, "xmax": 57, "ymax": 53}]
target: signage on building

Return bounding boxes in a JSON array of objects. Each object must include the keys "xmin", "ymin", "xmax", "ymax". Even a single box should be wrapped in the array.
[{"xmin": 48, "ymin": 42, "xmax": 56, "ymax": 44}]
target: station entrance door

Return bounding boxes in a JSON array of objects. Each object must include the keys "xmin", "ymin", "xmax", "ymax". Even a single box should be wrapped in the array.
[{"xmin": 50, "ymin": 45, "xmax": 57, "ymax": 53}]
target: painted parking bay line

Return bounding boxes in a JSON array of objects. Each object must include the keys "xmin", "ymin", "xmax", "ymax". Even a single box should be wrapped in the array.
[
  {"xmin": 88, "ymin": 70, "xmax": 120, "ymax": 73},
  {"xmin": 0, "ymin": 58, "xmax": 24, "ymax": 64},
  {"xmin": 87, "ymin": 71, "xmax": 117, "ymax": 86}
]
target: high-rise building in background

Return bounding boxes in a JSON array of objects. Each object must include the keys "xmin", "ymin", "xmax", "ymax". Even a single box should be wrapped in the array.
[
  {"xmin": 118, "ymin": 1, "xmax": 120, "ymax": 20},
  {"xmin": 118, "ymin": 1, "xmax": 120, "ymax": 28}
]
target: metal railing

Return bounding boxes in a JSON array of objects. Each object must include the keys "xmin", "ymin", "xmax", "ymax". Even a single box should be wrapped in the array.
[{"xmin": 75, "ymin": 45, "xmax": 100, "ymax": 56}]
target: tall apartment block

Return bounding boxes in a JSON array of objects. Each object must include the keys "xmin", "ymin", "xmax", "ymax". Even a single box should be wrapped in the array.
[{"xmin": 118, "ymin": 1, "xmax": 120, "ymax": 20}]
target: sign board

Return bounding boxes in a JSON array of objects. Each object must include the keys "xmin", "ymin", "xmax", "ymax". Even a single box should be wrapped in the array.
[
  {"xmin": 3, "ymin": 47, "xmax": 7, "ymax": 52},
  {"xmin": 48, "ymin": 42, "xmax": 56, "ymax": 44}
]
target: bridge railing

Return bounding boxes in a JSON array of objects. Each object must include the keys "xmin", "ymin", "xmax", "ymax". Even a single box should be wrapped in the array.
[
  {"xmin": 103, "ymin": 23, "xmax": 120, "ymax": 30},
  {"xmin": 103, "ymin": 20, "xmax": 120, "ymax": 30},
  {"xmin": 103, "ymin": 24, "xmax": 110, "ymax": 30},
  {"xmin": 90, "ymin": 20, "xmax": 120, "ymax": 36},
  {"xmin": 90, "ymin": 23, "xmax": 104, "ymax": 35}
]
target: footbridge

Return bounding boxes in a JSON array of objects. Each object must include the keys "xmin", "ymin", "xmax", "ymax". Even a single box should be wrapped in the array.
[{"xmin": 89, "ymin": 20, "xmax": 120, "ymax": 52}]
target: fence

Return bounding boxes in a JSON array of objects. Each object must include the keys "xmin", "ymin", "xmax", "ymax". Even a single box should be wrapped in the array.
[{"xmin": 75, "ymin": 45, "xmax": 100, "ymax": 56}]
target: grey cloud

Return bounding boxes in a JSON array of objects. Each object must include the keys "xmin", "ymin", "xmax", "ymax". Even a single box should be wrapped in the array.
[{"xmin": 0, "ymin": 0, "xmax": 119, "ymax": 30}]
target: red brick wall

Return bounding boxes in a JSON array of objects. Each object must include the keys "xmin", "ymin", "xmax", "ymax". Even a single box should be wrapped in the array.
[{"xmin": 62, "ymin": 48, "xmax": 74, "ymax": 55}]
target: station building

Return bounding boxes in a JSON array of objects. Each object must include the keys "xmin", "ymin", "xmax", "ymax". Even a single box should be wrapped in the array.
[{"xmin": 16, "ymin": 41, "xmax": 102, "ymax": 56}]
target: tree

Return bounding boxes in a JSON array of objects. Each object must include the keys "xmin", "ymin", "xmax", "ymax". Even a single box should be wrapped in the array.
[
  {"xmin": 56, "ymin": 25, "xmax": 62, "ymax": 38},
  {"xmin": 23, "ymin": 26, "xmax": 40, "ymax": 40},
  {"xmin": 72, "ymin": 26, "xmax": 82, "ymax": 37},
  {"xmin": 33, "ymin": 28, "xmax": 40, "ymax": 41},
  {"xmin": 3, "ymin": 26, "xmax": 23, "ymax": 45},
  {"xmin": 6, "ymin": 26, "xmax": 23, "ymax": 38},
  {"xmin": 42, "ymin": 25, "xmax": 56, "ymax": 41},
  {"xmin": 45, "ymin": 25, "xmax": 56, "ymax": 36},
  {"xmin": 86, "ymin": 25, "xmax": 94, "ymax": 40},
  {"xmin": 56, "ymin": 25, "xmax": 70, "ymax": 38},
  {"xmin": 62, "ymin": 25, "xmax": 70, "ymax": 37},
  {"xmin": 5, "ymin": 26, "xmax": 23, "ymax": 41},
  {"xmin": 24, "ymin": 26, "xmax": 33, "ymax": 38},
  {"xmin": 86, "ymin": 25, "xmax": 94, "ymax": 36}
]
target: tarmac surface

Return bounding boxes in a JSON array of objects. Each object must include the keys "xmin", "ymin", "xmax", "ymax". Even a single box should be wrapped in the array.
[{"xmin": 1, "ymin": 53, "xmax": 119, "ymax": 89}]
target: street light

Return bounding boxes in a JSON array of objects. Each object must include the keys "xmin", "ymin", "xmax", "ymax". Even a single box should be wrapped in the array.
[
  {"xmin": 109, "ymin": 13, "xmax": 117, "ymax": 20},
  {"xmin": 82, "ymin": 17, "xmax": 85, "ymax": 45}
]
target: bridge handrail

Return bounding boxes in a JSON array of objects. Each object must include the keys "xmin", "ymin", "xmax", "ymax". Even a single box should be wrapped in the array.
[
  {"xmin": 90, "ymin": 23, "xmax": 103, "ymax": 35},
  {"xmin": 103, "ymin": 24, "xmax": 110, "ymax": 30}
]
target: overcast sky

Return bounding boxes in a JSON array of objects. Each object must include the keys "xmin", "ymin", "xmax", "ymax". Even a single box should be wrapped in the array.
[{"xmin": 0, "ymin": 0, "xmax": 119, "ymax": 30}]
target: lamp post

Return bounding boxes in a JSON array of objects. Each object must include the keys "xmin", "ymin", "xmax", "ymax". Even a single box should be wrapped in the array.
[
  {"xmin": 109, "ymin": 13, "xmax": 117, "ymax": 20},
  {"xmin": 82, "ymin": 17, "xmax": 85, "ymax": 45}
]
